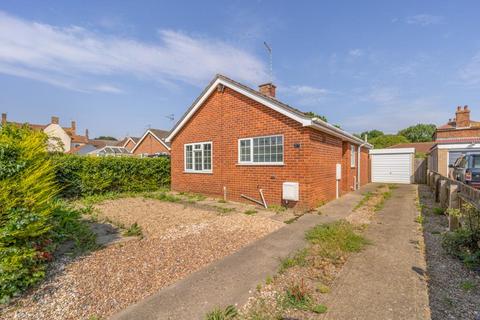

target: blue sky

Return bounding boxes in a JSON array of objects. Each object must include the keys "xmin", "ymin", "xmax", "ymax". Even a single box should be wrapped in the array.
[{"xmin": 1, "ymin": 1, "xmax": 480, "ymax": 138}]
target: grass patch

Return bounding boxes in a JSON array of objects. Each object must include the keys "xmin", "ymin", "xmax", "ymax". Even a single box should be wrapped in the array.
[
  {"xmin": 204, "ymin": 305, "xmax": 238, "ymax": 320},
  {"xmin": 354, "ymin": 191, "xmax": 373, "ymax": 211},
  {"xmin": 218, "ymin": 199, "xmax": 228, "ymax": 204},
  {"xmin": 265, "ymin": 275, "xmax": 273, "ymax": 285},
  {"xmin": 284, "ymin": 216, "xmax": 300, "ymax": 224},
  {"xmin": 179, "ymin": 192, "xmax": 207, "ymax": 202},
  {"xmin": 268, "ymin": 204, "xmax": 286, "ymax": 214},
  {"xmin": 460, "ymin": 280, "xmax": 476, "ymax": 291},
  {"xmin": 244, "ymin": 209, "xmax": 257, "ymax": 216},
  {"xmin": 145, "ymin": 191, "xmax": 181, "ymax": 203},
  {"xmin": 311, "ymin": 304, "xmax": 328, "ymax": 314},
  {"xmin": 316, "ymin": 283, "xmax": 330, "ymax": 293},
  {"xmin": 214, "ymin": 206, "xmax": 235, "ymax": 214},
  {"xmin": 388, "ymin": 184, "xmax": 398, "ymax": 190},
  {"xmin": 433, "ymin": 207, "xmax": 445, "ymax": 215},
  {"xmin": 279, "ymin": 249, "xmax": 308, "ymax": 273},
  {"xmin": 415, "ymin": 215, "xmax": 424, "ymax": 224},
  {"xmin": 373, "ymin": 191, "xmax": 392, "ymax": 212},
  {"xmin": 305, "ymin": 221, "xmax": 368, "ymax": 261},
  {"xmin": 123, "ymin": 222, "xmax": 143, "ymax": 237},
  {"xmin": 282, "ymin": 279, "xmax": 312, "ymax": 310}
]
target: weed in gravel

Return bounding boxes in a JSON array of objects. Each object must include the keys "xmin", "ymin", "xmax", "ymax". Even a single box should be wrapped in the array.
[
  {"xmin": 443, "ymin": 228, "xmax": 480, "ymax": 269},
  {"xmin": 282, "ymin": 279, "xmax": 312, "ymax": 310},
  {"xmin": 311, "ymin": 304, "xmax": 328, "ymax": 314},
  {"xmin": 218, "ymin": 199, "xmax": 228, "ymax": 203},
  {"xmin": 316, "ymin": 283, "xmax": 330, "ymax": 293},
  {"xmin": 244, "ymin": 209, "xmax": 257, "ymax": 216},
  {"xmin": 215, "ymin": 206, "xmax": 235, "ymax": 215},
  {"xmin": 431, "ymin": 230, "xmax": 441, "ymax": 235},
  {"xmin": 265, "ymin": 276, "xmax": 273, "ymax": 285},
  {"xmin": 180, "ymin": 192, "xmax": 207, "ymax": 202},
  {"xmin": 123, "ymin": 223, "xmax": 143, "ymax": 237},
  {"xmin": 433, "ymin": 207, "xmax": 445, "ymax": 215},
  {"xmin": 205, "ymin": 305, "xmax": 238, "ymax": 320},
  {"xmin": 279, "ymin": 249, "xmax": 308, "ymax": 273},
  {"xmin": 256, "ymin": 283, "xmax": 262, "ymax": 292},
  {"xmin": 415, "ymin": 215, "xmax": 424, "ymax": 225},
  {"xmin": 354, "ymin": 191, "xmax": 373, "ymax": 211},
  {"xmin": 460, "ymin": 280, "xmax": 477, "ymax": 291},
  {"xmin": 268, "ymin": 204, "xmax": 286, "ymax": 214},
  {"xmin": 147, "ymin": 192, "xmax": 181, "ymax": 203},
  {"xmin": 388, "ymin": 184, "xmax": 398, "ymax": 190},
  {"xmin": 284, "ymin": 217, "xmax": 300, "ymax": 224},
  {"xmin": 305, "ymin": 221, "xmax": 368, "ymax": 261}
]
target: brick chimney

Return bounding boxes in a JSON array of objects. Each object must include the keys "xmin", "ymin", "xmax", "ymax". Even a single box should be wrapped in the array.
[
  {"xmin": 71, "ymin": 121, "xmax": 76, "ymax": 134},
  {"xmin": 258, "ymin": 83, "xmax": 276, "ymax": 98},
  {"xmin": 85, "ymin": 128, "xmax": 89, "ymax": 139},
  {"xmin": 455, "ymin": 105, "xmax": 471, "ymax": 128},
  {"xmin": 1, "ymin": 113, "xmax": 6, "ymax": 125},
  {"xmin": 51, "ymin": 116, "xmax": 59, "ymax": 125}
]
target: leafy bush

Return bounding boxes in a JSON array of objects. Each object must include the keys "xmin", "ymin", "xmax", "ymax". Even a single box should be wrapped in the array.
[
  {"xmin": 0, "ymin": 125, "xmax": 95, "ymax": 303},
  {"xmin": 52, "ymin": 155, "xmax": 170, "ymax": 198}
]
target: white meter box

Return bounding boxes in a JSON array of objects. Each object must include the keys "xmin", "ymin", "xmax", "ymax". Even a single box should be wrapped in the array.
[{"xmin": 283, "ymin": 182, "xmax": 299, "ymax": 201}]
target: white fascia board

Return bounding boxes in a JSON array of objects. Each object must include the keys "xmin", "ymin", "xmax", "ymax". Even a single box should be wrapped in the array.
[
  {"xmin": 437, "ymin": 143, "xmax": 480, "ymax": 150},
  {"xmin": 308, "ymin": 122, "xmax": 372, "ymax": 147},
  {"xmin": 122, "ymin": 137, "xmax": 135, "ymax": 148},
  {"xmin": 369, "ymin": 148, "xmax": 415, "ymax": 154},
  {"xmin": 131, "ymin": 130, "xmax": 171, "ymax": 153}
]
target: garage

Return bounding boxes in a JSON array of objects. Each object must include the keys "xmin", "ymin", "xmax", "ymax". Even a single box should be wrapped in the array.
[{"xmin": 370, "ymin": 148, "xmax": 415, "ymax": 184}]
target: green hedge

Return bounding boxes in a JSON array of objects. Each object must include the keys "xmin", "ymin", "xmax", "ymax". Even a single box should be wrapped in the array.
[{"xmin": 52, "ymin": 155, "xmax": 170, "ymax": 198}]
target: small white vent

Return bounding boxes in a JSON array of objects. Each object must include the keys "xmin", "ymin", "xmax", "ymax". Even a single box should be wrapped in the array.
[{"xmin": 283, "ymin": 182, "xmax": 299, "ymax": 201}]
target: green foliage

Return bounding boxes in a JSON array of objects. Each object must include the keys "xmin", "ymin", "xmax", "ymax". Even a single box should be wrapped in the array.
[
  {"xmin": 305, "ymin": 221, "xmax": 368, "ymax": 261},
  {"xmin": 244, "ymin": 209, "xmax": 257, "ymax": 216},
  {"xmin": 354, "ymin": 191, "xmax": 373, "ymax": 211},
  {"xmin": 460, "ymin": 280, "xmax": 476, "ymax": 291},
  {"xmin": 433, "ymin": 207, "xmax": 445, "ymax": 215},
  {"xmin": 398, "ymin": 124, "xmax": 436, "ymax": 142},
  {"xmin": 443, "ymin": 228, "xmax": 480, "ymax": 269},
  {"xmin": 358, "ymin": 129, "xmax": 384, "ymax": 141},
  {"xmin": 283, "ymin": 279, "xmax": 312, "ymax": 310},
  {"xmin": 93, "ymin": 136, "xmax": 117, "ymax": 141},
  {"xmin": 369, "ymin": 134, "xmax": 410, "ymax": 149},
  {"xmin": 205, "ymin": 305, "xmax": 238, "ymax": 320},
  {"xmin": 0, "ymin": 125, "xmax": 95, "ymax": 303},
  {"xmin": 123, "ymin": 223, "xmax": 143, "ymax": 237},
  {"xmin": 311, "ymin": 304, "xmax": 328, "ymax": 314},
  {"xmin": 52, "ymin": 155, "xmax": 170, "ymax": 198},
  {"xmin": 279, "ymin": 249, "xmax": 308, "ymax": 273},
  {"xmin": 268, "ymin": 204, "xmax": 286, "ymax": 214},
  {"xmin": 304, "ymin": 111, "xmax": 328, "ymax": 123}
]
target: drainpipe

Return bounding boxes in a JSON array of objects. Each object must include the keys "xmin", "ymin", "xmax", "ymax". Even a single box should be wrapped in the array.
[{"xmin": 357, "ymin": 135, "xmax": 368, "ymax": 190}]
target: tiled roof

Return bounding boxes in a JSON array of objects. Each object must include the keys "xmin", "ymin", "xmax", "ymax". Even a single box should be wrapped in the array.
[
  {"xmin": 435, "ymin": 137, "xmax": 480, "ymax": 144},
  {"xmin": 387, "ymin": 142, "xmax": 434, "ymax": 153},
  {"xmin": 437, "ymin": 120, "xmax": 480, "ymax": 130}
]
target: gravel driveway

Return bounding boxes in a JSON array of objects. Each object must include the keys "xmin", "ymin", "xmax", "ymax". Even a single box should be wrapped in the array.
[{"xmin": 1, "ymin": 197, "xmax": 283, "ymax": 320}]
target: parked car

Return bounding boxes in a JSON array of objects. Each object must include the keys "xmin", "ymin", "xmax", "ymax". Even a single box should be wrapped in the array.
[{"xmin": 450, "ymin": 154, "xmax": 480, "ymax": 188}]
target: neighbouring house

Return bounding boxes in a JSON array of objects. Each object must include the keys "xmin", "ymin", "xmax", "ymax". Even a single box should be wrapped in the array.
[
  {"xmin": 428, "ymin": 106, "xmax": 480, "ymax": 176},
  {"xmin": 121, "ymin": 136, "xmax": 140, "ymax": 151},
  {"xmin": 165, "ymin": 74, "xmax": 372, "ymax": 209},
  {"xmin": 69, "ymin": 138, "xmax": 127, "ymax": 155},
  {"xmin": 131, "ymin": 129, "xmax": 171, "ymax": 156},
  {"xmin": 388, "ymin": 142, "xmax": 434, "ymax": 156},
  {"xmin": 1, "ymin": 113, "xmax": 89, "ymax": 153}
]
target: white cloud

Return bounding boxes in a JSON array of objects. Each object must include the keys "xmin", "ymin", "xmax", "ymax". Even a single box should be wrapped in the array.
[
  {"xmin": 459, "ymin": 51, "xmax": 480, "ymax": 86},
  {"xmin": 363, "ymin": 86, "xmax": 399, "ymax": 105},
  {"xmin": 348, "ymin": 49, "xmax": 363, "ymax": 57},
  {"xmin": 281, "ymin": 85, "xmax": 332, "ymax": 107},
  {"xmin": 0, "ymin": 11, "xmax": 267, "ymax": 92},
  {"xmin": 405, "ymin": 14, "xmax": 443, "ymax": 26}
]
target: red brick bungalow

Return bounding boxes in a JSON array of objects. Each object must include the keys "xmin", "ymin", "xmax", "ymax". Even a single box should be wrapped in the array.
[
  {"xmin": 131, "ymin": 129, "xmax": 170, "ymax": 156},
  {"xmin": 121, "ymin": 136, "xmax": 140, "ymax": 152},
  {"xmin": 165, "ymin": 75, "xmax": 372, "ymax": 209}
]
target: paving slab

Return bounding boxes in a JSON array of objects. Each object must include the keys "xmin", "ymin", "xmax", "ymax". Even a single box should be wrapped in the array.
[
  {"xmin": 110, "ymin": 184, "xmax": 379, "ymax": 320},
  {"xmin": 320, "ymin": 184, "xmax": 431, "ymax": 320}
]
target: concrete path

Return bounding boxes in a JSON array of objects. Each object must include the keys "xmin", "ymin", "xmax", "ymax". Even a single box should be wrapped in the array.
[
  {"xmin": 321, "ymin": 184, "xmax": 431, "ymax": 320},
  {"xmin": 111, "ymin": 184, "xmax": 379, "ymax": 320}
]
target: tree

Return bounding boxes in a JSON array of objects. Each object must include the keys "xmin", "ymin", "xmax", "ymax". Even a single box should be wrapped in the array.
[
  {"xmin": 94, "ymin": 136, "xmax": 117, "ymax": 141},
  {"xmin": 358, "ymin": 129, "xmax": 384, "ymax": 141},
  {"xmin": 369, "ymin": 134, "xmax": 410, "ymax": 149},
  {"xmin": 398, "ymin": 124, "xmax": 436, "ymax": 142}
]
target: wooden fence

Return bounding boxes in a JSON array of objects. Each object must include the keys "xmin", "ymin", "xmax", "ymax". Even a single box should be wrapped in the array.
[
  {"xmin": 414, "ymin": 158, "xmax": 427, "ymax": 184},
  {"xmin": 427, "ymin": 170, "xmax": 480, "ymax": 230}
]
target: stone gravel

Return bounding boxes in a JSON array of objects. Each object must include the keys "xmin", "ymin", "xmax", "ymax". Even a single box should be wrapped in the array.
[
  {"xmin": 419, "ymin": 185, "xmax": 480, "ymax": 320},
  {"xmin": 1, "ymin": 198, "xmax": 282, "ymax": 320}
]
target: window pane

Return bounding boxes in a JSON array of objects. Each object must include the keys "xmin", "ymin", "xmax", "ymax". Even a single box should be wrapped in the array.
[
  {"xmin": 194, "ymin": 150, "xmax": 202, "ymax": 170},
  {"xmin": 239, "ymin": 139, "xmax": 251, "ymax": 162},
  {"xmin": 185, "ymin": 145, "xmax": 193, "ymax": 170},
  {"xmin": 251, "ymin": 135, "xmax": 283, "ymax": 163},
  {"xmin": 203, "ymin": 143, "xmax": 211, "ymax": 170}
]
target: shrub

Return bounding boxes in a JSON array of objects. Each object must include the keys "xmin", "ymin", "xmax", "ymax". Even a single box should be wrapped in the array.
[
  {"xmin": 52, "ymin": 155, "xmax": 170, "ymax": 198},
  {"xmin": 0, "ymin": 125, "xmax": 95, "ymax": 303},
  {"xmin": 283, "ymin": 279, "xmax": 312, "ymax": 310},
  {"xmin": 205, "ymin": 305, "xmax": 238, "ymax": 320}
]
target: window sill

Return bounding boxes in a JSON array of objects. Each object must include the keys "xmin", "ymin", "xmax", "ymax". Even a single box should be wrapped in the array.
[
  {"xmin": 236, "ymin": 163, "xmax": 284, "ymax": 166},
  {"xmin": 184, "ymin": 170, "xmax": 213, "ymax": 174}
]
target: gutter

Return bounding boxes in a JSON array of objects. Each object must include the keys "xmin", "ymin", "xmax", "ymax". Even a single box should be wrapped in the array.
[{"xmin": 309, "ymin": 118, "xmax": 373, "ymax": 148}]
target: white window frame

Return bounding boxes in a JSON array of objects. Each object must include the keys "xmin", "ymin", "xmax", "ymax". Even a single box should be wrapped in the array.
[
  {"xmin": 238, "ymin": 134, "xmax": 284, "ymax": 166},
  {"xmin": 184, "ymin": 141, "xmax": 213, "ymax": 173},
  {"xmin": 350, "ymin": 145, "xmax": 356, "ymax": 168}
]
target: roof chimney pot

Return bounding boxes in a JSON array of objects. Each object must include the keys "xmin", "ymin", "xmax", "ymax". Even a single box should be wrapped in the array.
[
  {"xmin": 1, "ymin": 113, "xmax": 6, "ymax": 125},
  {"xmin": 51, "ymin": 116, "xmax": 59, "ymax": 124}
]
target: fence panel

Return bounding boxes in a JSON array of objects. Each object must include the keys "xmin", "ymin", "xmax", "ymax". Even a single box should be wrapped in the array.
[{"xmin": 414, "ymin": 158, "xmax": 427, "ymax": 184}]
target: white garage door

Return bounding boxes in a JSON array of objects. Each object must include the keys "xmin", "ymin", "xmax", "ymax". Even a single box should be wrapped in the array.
[{"xmin": 370, "ymin": 148, "xmax": 414, "ymax": 184}]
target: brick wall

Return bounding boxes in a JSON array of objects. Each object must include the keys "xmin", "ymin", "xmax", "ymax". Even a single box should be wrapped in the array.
[
  {"xmin": 435, "ymin": 127, "xmax": 480, "ymax": 139},
  {"xmin": 133, "ymin": 133, "xmax": 170, "ymax": 155},
  {"xmin": 124, "ymin": 140, "xmax": 136, "ymax": 152},
  {"xmin": 170, "ymin": 86, "xmax": 368, "ymax": 209}
]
